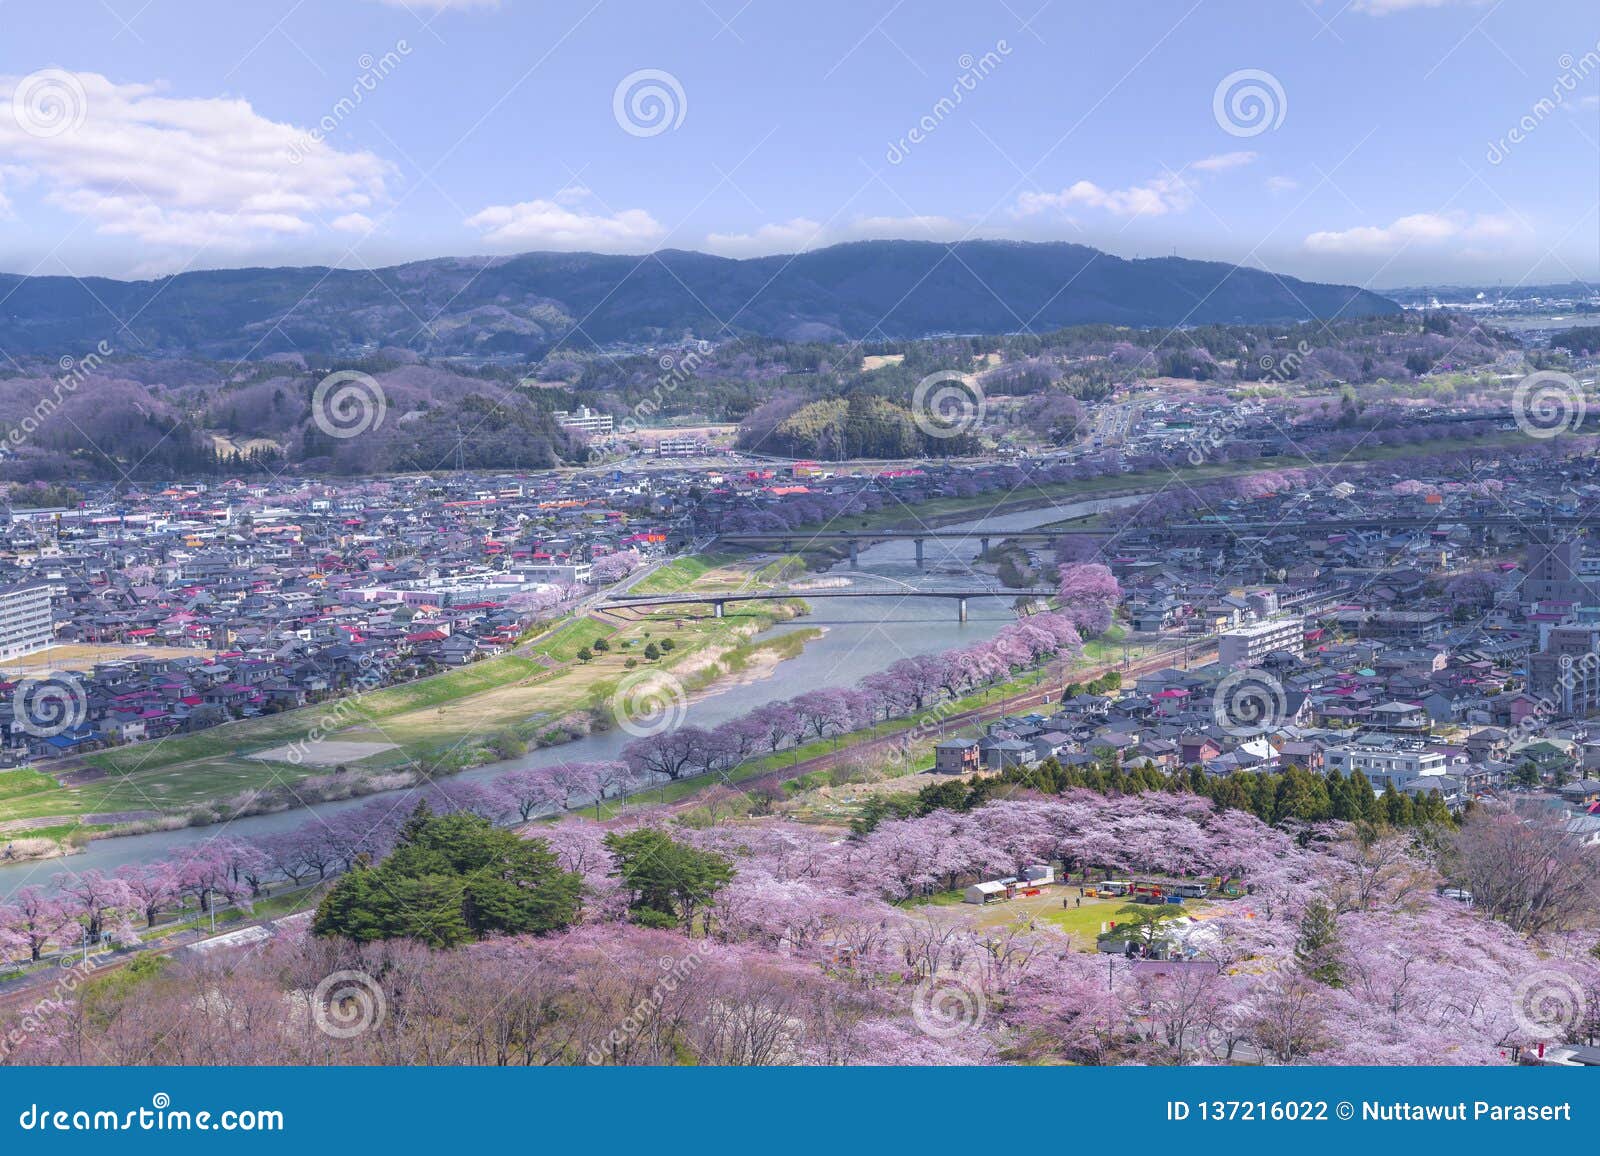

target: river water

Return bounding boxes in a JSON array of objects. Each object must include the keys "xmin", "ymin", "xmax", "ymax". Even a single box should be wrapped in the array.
[{"xmin": 0, "ymin": 493, "xmax": 1141, "ymax": 893}]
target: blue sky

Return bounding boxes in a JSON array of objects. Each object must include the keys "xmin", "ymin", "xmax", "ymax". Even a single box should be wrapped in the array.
[{"xmin": 0, "ymin": 0, "xmax": 1595, "ymax": 289}]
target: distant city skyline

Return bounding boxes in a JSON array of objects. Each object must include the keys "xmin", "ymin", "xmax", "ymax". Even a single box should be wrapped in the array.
[{"xmin": 0, "ymin": 0, "xmax": 1596, "ymax": 289}]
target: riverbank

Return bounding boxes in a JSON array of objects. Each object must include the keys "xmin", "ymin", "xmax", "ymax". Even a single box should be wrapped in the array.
[
  {"xmin": 597, "ymin": 625, "xmax": 1210, "ymax": 821},
  {"xmin": 0, "ymin": 491, "xmax": 1156, "ymax": 883},
  {"xmin": 784, "ymin": 429, "xmax": 1547, "ymax": 560},
  {"xmin": 0, "ymin": 575, "xmax": 821, "ymax": 859}
]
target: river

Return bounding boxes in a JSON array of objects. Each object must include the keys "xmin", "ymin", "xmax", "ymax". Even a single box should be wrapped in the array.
[{"xmin": 0, "ymin": 493, "xmax": 1142, "ymax": 893}]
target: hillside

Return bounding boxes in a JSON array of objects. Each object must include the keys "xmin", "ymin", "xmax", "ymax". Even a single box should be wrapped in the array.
[{"xmin": 0, "ymin": 241, "xmax": 1401, "ymax": 360}]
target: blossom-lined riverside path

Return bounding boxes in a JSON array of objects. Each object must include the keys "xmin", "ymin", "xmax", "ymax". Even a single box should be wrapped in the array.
[{"xmin": 0, "ymin": 494, "xmax": 1146, "ymax": 891}]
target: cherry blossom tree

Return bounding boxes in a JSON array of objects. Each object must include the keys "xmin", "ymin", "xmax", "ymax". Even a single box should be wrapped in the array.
[
  {"xmin": 1055, "ymin": 562, "xmax": 1121, "ymax": 637},
  {"xmin": 114, "ymin": 862, "xmax": 180, "ymax": 928},
  {"xmin": 55, "ymin": 871, "xmax": 134, "ymax": 940},
  {"xmin": 0, "ymin": 887, "xmax": 72, "ymax": 962}
]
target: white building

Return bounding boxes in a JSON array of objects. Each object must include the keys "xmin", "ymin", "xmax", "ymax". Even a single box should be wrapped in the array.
[
  {"xmin": 554, "ymin": 407, "xmax": 615, "ymax": 439},
  {"xmin": 514, "ymin": 562, "xmax": 593, "ymax": 585},
  {"xmin": 0, "ymin": 581, "xmax": 53, "ymax": 661},
  {"xmin": 656, "ymin": 436, "xmax": 703, "ymax": 458},
  {"xmin": 1324, "ymin": 740, "xmax": 1447, "ymax": 780},
  {"xmin": 1217, "ymin": 615, "xmax": 1304, "ymax": 669}
]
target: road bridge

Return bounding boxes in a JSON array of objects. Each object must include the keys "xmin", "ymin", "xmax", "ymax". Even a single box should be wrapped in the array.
[
  {"xmin": 715, "ymin": 512, "xmax": 1600, "ymax": 565},
  {"xmin": 602, "ymin": 585, "xmax": 1057, "ymax": 623}
]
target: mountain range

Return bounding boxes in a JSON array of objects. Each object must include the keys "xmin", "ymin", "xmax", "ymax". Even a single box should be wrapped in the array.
[{"xmin": 0, "ymin": 240, "xmax": 1401, "ymax": 360}]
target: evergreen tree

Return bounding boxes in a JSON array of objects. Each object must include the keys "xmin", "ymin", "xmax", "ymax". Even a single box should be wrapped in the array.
[{"xmin": 1295, "ymin": 899, "xmax": 1344, "ymax": 987}]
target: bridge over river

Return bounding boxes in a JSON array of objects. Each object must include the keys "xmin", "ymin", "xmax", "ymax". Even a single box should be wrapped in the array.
[
  {"xmin": 601, "ymin": 582, "xmax": 1056, "ymax": 622},
  {"xmin": 715, "ymin": 511, "xmax": 1600, "ymax": 566}
]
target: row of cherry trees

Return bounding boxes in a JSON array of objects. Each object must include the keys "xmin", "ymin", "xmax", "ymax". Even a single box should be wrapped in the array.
[
  {"xmin": 8, "ymin": 788, "xmax": 1595, "ymax": 1064},
  {"xmin": 0, "ymin": 563, "xmax": 1120, "ymax": 966},
  {"xmin": 618, "ymin": 562, "xmax": 1116, "ymax": 785}
]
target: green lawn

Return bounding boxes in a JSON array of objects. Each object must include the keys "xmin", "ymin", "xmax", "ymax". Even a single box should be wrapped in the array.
[
  {"xmin": 523, "ymin": 618, "xmax": 614, "ymax": 663},
  {"xmin": 628, "ymin": 553, "xmax": 737, "ymax": 594}
]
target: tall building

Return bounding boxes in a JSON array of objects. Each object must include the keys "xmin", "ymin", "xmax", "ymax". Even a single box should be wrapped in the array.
[
  {"xmin": 1217, "ymin": 616, "xmax": 1304, "ymax": 670},
  {"xmin": 0, "ymin": 581, "xmax": 54, "ymax": 661},
  {"xmin": 1522, "ymin": 533, "xmax": 1590, "ymax": 605},
  {"xmin": 1529, "ymin": 623, "xmax": 1600, "ymax": 716}
]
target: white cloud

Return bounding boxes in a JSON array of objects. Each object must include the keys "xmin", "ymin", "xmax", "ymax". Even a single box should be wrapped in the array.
[
  {"xmin": 849, "ymin": 214, "xmax": 965, "ymax": 240},
  {"xmin": 1016, "ymin": 171, "xmax": 1194, "ymax": 218},
  {"xmin": 0, "ymin": 71, "xmax": 390, "ymax": 252},
  {"xmin": 1191, "ymin": 150, "xmax": 1257, "ymax": 172},
  {"xmin": 705, "ymin": 217, "xmax": 826, "ymax": 257},
  {"xmin": 1014, "ymin": 153, "xmax": 1258, "ymax": 221},
  {"xmin": 1304, "ymin": 211, "xmax": 1525, "ymax": 254},
  {"xmin": 332, "ymin": 212, "xmax": 377, "ymax": 233},
  {"xmin": 464, "ymin": 195, "xmax": 663, "ymax": 250},
  {"xmin": 1265, "ymin": 175, "xmax": 1300, "ymax": 193},
  {"xmin": 703, "ymin": 214, "xmax": 968, "ymax": 257}
]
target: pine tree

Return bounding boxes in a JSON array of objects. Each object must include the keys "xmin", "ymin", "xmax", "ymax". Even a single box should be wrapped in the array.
[{"xmin": 1295, "ymin": 899, "xmax": 1344, "ymax": 987}]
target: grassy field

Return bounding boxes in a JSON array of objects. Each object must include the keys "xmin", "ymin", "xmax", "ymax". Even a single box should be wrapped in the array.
[
  {"xmin": 627, "ymin": 553, "xmax": 738, "ymax": 594},
  {"xmin": 0, "ymin": 557, "xmax": 826, "ymax": 842},
  {"xmin": 969, "ymin": 887, "xmax": 1212, "ymax": 945},
  {"xmin": 1, "ymin": 642, "xmax": 220, "ymax": 676}
]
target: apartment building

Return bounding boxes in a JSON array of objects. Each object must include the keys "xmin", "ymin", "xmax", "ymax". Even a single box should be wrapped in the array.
[
  {"xmin": 1529, "ymin": 623, "xmax": 1600, "ymax": 716},
  {"xmin": 1217, "ymin": 615, "xmax": 1304, "ymax": 670},
  {"xmin": 0, "ymin": 581, "xmax": 53, "ymax": 660},
  {"xmin": 553, "ymin": 407, "xmax": 615, "ymax": 438}
]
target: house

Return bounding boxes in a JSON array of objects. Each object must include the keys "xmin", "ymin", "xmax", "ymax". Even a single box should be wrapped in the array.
[
  {"xmin": 1179, "ymin": 735, "xmax": 1223, "ymax": 766},
  {"xmin": 981, "ymin": 738, "xmax": 1036, "ymax": 770},
  {"xmin": 933, "ymin": 738, "xmax": 980, "ymax": 775},
  {"xmin": 1367, "ymin": 701, "xmax": 1429, "ymax": 732},
  {"xmin": 1557, "ymin": 778, "xmax": 1600, "ymax": 809}
]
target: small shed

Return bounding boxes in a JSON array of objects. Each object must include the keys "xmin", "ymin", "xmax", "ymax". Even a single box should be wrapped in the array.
[{"xmin": 963, "ymin": 880, "xmax": 1009, "ymax": 905}]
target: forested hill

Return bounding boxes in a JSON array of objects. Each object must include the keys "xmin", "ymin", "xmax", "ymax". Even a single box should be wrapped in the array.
[{"xmin": 0, "ymin": 240, "xmax": 1400, "ymax": 360}]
